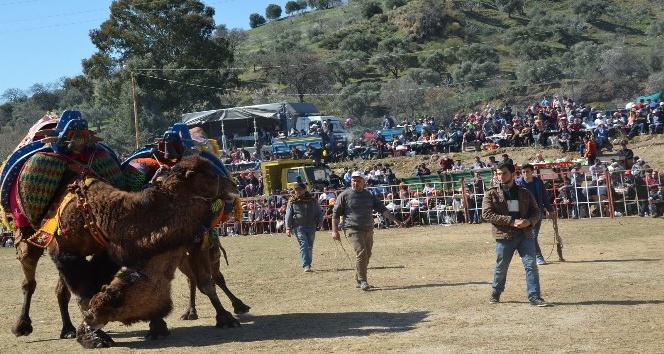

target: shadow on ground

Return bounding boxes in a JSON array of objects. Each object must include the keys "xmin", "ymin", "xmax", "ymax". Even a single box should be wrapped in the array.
[{"xmin": 106, "ymin": 310, "xmax": 429, "ymax": 349}]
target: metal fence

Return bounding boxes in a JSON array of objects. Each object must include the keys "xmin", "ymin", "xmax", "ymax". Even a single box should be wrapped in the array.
[{"xmin": 216, "ymin": 169, "xmax": 662, "ymax": 235}]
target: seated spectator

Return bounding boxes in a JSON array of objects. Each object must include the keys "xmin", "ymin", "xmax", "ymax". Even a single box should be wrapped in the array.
[
  {"xmin": 589, "ymin": 160, "xmax": 606, "ymax": 181},
  {"xmin": 486, "ymin": 155, "xmax": 499, "ymax": 168},
  {"xmin": 472, "ymin": 156, "xmax": 486, "ymax": 169},
  {"xmin": 650, "ymin": 105, "xmax": 663, "ymax": 134},
  {"xmin": 415, "ymin": 163, "xmax": 432, "ymax": 176},
  {"xmin": 557, "ymin": 126, "xmax": 572, "ymax": 153},
  {"xmin": 649, "ymin": 185, "xmax": 664, "ymax": 217},
  {"xmin": 595, "ymin": 122, "xmax": 610, "ymax": 149},
  {"xmin": 452, "ymin": 159, "xmax": 465, "ymax": 171},
  {"xmin": 533, "ymin": 153, "xmax": 546, "ymax": 164},
  {"xmin": 438, "ymin": 155, "xmax": 453, "ymax": 171},
  {"xmin": 422, "ymin": 182, "xmax": 436, "ymax": 197}
]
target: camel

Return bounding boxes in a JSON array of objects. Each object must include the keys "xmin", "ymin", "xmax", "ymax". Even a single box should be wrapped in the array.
[
  {"xmin": 10, "ymin": 148, "xmax": 249, "ymax": 343},
  {"xmin": 44, "ymin": 154, "xmax": 237, "ymax": 348}
]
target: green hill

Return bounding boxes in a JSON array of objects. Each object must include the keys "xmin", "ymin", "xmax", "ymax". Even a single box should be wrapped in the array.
[{"xmin": 233, "ymin": 0, "xmax": 664, "ymax": 126}]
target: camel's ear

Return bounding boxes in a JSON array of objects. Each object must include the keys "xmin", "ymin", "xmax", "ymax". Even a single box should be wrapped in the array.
[{"xmin": 185, "ymin": 170, "xmax": 195, "ymax": 179}]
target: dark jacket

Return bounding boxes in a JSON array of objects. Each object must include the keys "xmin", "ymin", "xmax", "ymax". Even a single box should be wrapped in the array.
[
  {"xmin": 482, "ymin": 185, "xmax": 541, "ymax": 240},
  {"xmin": 285, "ymin": 192, "xmax": 323, "ymax": 230}
]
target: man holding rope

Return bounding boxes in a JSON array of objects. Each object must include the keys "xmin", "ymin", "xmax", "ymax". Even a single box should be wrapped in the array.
[{"xmin": 331, "ymin": 171, "xmax": 403, "ymax": 291}]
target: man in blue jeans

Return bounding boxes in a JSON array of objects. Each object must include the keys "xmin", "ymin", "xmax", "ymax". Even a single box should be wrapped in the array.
[
  {"xmin": 516, "ymin": 163, "xmax": 556, "ymax": 265},
  {"xmin": 482, "ymin": 162, "xmax": 551, "ymax": 307},
  {"xmin": 285, "ymin": 183, "xmax": 323, "ymax": 273}
]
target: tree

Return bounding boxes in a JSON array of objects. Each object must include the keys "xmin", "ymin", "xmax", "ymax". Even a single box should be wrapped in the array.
[
  {"xmin": 250, "ymin": 13, "xmax": 267, "ymax": 28},
  {"xmin": 494, "ymin": 0, "xmax": 524, "ymax": 18},
  {"xmin": 379, "ymin": 77, "xmax": 425, "ymax": 118},
  {"xmin": 328, "ymin": 51, "xmax": 366, "ymax": 87},
  {"xmin": 362, "ymin": 1, "xmax": 383, "ymax": 19},
  {"xmin": 85, "ymin": 0, "xmax": 233, "ymax": 133},
  {"xmin": 573, "ymin": 0, "xmax": 609, "ymax": 23},
  {"xmin": 256, "ymin": 51, "xmax": 333, "ymax": 102},
  {"xmin": 285, "ymin": 1, "xmax": 301, "ymax": 15},
  {"xmin": 336, "ymin": 82, "xmax": 381, "ymax": 125},
  {"xmin": 338, "ymin": 31, "xmax": 380, "ymax": 54},
  {"xmin": 370, "ymin": 37, "xmax": 415, "ymax": 79},
  {"xmin": 452, "ymin": 62, "xmax": 498, "ymax": 88},
  {"xmin": 515, "ymin": 58, "xmax": 563, "ymax": 85},
  {"xmin": 421, "ymin": 49, "xmax": 455, "ymax": 76},
  {"xmin": 307, "ymin": 0, "xmax": 343, "ymax": 10},
  {"xmin": 407, "ymin": 68, "xmax": 442, "ymax": 86},
  {"xmin": 384, "ymin": 0, "xmax": 407, "ymax": 10},
  {"xmin": 456, "ymin": 43, "xmax": 498, "ymax": 65},
  {"xmin": 265, "ymin": 4, "xmax": 282, "ymax": 21}
]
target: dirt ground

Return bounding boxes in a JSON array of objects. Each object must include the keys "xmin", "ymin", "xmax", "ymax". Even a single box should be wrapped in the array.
[{"xmin": 0, "ymin": 217, "xmax": 662, "ymax": 353}]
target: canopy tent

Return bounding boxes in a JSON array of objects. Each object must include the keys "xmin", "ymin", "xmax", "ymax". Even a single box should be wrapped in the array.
[{"xmin": 182, "ymin": 102, "xmax": 320, "ymax": 151}]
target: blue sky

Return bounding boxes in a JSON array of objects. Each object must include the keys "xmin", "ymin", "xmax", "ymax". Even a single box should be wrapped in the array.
[{"xmin": 0, "ymin": 0, "xmax": 284, "ymax": 95}]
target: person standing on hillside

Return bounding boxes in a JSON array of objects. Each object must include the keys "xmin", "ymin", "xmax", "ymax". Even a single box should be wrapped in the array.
[
  {"xmin": 516, "ymin": 164, "xmax": 556, "ymax": 265},
  {"xmin": 482, "ymin": 162, "xmax": 550, "ymax": 307},
  {"xmin": 583, "ymin": 136, "xmax": 597, "ymax": 165},
  {"xmin": 331, "ymin": 172, "xmax": 403, "ymax": 290},
  {"xmin": 285, "ymin": 183, "xmax": 324, "ymax": 273}
]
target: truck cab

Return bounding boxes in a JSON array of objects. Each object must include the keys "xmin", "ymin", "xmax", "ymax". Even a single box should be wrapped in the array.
[
  {"xmin": 260, "ymin": 159, "xmax": 333, "ymax": 195},
  {"xmin": 295, "ymin": 115, "xmax": 348, "ymax": 144}
]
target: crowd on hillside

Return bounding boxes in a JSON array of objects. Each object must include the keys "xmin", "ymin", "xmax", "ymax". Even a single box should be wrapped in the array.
[{"xmin": 344, "ymin": 95, "xmax": 663, "ymax": 162}]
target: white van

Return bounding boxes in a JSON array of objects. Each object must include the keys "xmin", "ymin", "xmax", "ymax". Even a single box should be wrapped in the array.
[{"xmin": 295, "ymin": 115, "xmax": 348, "ymax": 143}]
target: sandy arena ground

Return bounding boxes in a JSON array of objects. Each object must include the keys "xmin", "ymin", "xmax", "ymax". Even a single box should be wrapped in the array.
[{"xmin": 0, "ymin": 217, "xmax": 662, "ymax": 353}]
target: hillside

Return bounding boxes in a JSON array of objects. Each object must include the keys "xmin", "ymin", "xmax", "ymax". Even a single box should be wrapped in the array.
[
  {"xmin": 236, "ymin": 0, "xmax": 664, "ymax": 123},
  {"xmin": 329, "ymin": 134, "xmax": 664, "ymax": 177}
]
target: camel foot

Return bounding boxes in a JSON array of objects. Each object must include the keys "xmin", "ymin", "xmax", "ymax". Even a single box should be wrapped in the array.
[
  {"xmin": 216, "ymin": 310, "xmax": 240, "ymax": 328},
  {"xmin": 145, "ymin": 318, "xmax": 170, "ymax": 340},
  {"xmin": 11, "ymin": 316, "xmax": 33, "ymax": 337},
  {"xmin": 232, "ymin": 300, "xmax": 251, "ymax": 315},
  {"xmin": 60, "ymin": 324, "xmax": 77, "ymax": 339},
  {"xmin": 180, "ymin": 308, "xmax": 199, "ymax": 320},
  {"xmin": 76, "ymin": 324, "xmax": 115, "ymax": 349}
]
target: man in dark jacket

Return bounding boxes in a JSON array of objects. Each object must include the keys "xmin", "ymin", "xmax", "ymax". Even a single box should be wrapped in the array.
[
  {"xmin": 285, "ymin": 183, "xmax": 323, "ymax": 273},
  {"xmin": 482, "ymin": 162, "xmax": 550, "ymax": 307}
]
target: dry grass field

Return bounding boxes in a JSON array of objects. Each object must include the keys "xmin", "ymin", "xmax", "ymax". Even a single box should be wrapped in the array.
[{"xmin": 0, "ymin": 217, "xmax": 662, "ymax": 353}]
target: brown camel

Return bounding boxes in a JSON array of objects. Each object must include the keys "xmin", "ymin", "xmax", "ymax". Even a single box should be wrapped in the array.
[
  {"xmin": 11, "ymin": 160, "xmax": 250, "ymax": 341},
  {"xmin": 43, "ymin": 155, "xmax": 237, "ymax": 348}
]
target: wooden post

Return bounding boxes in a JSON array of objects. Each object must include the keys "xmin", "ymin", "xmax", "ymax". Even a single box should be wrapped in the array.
[{"xmin": 131, "ymin": 72, "xmax": 140, "ymax": 149}]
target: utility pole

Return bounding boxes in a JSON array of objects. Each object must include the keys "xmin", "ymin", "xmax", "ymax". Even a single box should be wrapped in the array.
[{"xmin": 131, "ymin": 72, "xmax": 140, "ymax": 148}]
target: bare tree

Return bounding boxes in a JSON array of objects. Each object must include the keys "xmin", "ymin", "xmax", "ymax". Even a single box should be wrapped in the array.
[{"xmin": 257, "ymin": 51, "xmax": 333, "ymax": 102}]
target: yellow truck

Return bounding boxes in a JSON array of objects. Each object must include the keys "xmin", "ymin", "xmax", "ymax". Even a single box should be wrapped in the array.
[{"xmin": 260, "ymin": 159, "xmax": 333, "ymax": 195}]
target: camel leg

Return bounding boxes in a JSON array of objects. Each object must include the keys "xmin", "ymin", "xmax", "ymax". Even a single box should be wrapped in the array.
[
  {"xmin": 180, "ymin": 272, "xmax": 198, "ymax": 321},
  {"xmin": 12, "ymin": 227, "xmax": 41, "ymax": 337},
  {"xmin": 188, "ymin": 246, "xmax": 240, "ymax": 328},
  {"xmin": 55, "ymin": 276, "xmax": 77, "ymax": 339},
  {"xmin": 145, "ymin": 317, "xmax": 170, "ymax": 340},
  {"xmin": 209, "ymin": 247, "xmax": 250, "ymax": 315}
]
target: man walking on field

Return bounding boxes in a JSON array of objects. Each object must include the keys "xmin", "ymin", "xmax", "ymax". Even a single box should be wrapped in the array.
[
  {"xmin": 331, "ymin": 171, "xmax": 403, "ymax": 290},
  {"xmin": 482, "ymin": 162, "xmax": 551, "ymax": 307}
]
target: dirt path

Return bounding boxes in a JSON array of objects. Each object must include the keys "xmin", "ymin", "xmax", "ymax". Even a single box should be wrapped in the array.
[{"xmin": 0, "ymin": 217, "xmax": 662, "ymax": 353}]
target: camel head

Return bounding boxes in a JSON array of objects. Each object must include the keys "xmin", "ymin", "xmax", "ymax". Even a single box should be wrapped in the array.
[{"xmin": 161, "ymin": 155, "xmax": 237, "ymax": 200}]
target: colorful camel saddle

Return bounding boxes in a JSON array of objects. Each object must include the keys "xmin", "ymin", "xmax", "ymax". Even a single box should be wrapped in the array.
[{"xmin": 16, "ymin": 149, "xmax": 125, "ymax": 229}]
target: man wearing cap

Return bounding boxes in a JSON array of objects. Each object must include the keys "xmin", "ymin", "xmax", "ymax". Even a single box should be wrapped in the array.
[
  {"xmin": 285, "ymin": 183, "xmax": 324, "ymax": 273},
  {"xmin": 331, "ymin": 171, "xmax": 403, "ymax": 290}
]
